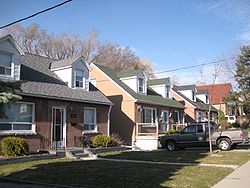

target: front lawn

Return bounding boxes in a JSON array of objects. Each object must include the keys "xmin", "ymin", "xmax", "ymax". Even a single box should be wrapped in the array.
[
  {"xmin": 0, "ymin": 158, "xmax": 232, "ymax": 188},
  {"xmin": 99, "ymin": 150, "xmax": 250, "ymax": 165}
]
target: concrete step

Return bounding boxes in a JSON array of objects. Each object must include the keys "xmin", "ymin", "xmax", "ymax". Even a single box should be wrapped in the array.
[{"xmin": 66, "ymin": 149, "xmax": 89, "ymax": 159}]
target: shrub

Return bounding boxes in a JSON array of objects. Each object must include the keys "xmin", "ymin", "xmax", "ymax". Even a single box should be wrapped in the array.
[
  {"xmin": 110, "ymin": 133, "xmax": 124, "ymax": 146},
  {"xmin": 1, "ymin": 137, "xmax": 29, "ymax": 156},
  {"xmin": 166, "ymin": 129, "xmax": 178, "ymax": 135},
  {"xmin": 80, "ymin": 135, "xmax": 92, "ymax": 148},
  {"xmin": 92, "ymin": 134, "xmax": 111, "ymax": 148},
  {"xmin": 230, "ymin": 121, "xmax": 241, "ymax": 128}
]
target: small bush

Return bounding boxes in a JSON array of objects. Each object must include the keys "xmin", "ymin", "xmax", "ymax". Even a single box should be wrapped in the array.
[
  {"xmin": 1, "ymin": 137, "xmax": 29, "ymax": 156},
  {"xmin": 110, "ymin": 133, "xmax": 124, "ymax": 146},
  {"xmin": 80, "ymin": 135, "xmax": 92, "ymax": 148},
  {"xmin": 92, "ymin": 134, "xmax": 111, "ymax": 148},
  {"xmin": 230, "ymin": 121, "xmax": 241, "ymax": 128},
  {"xmin": 166, "ymin": 129, "xmax": 178, "ymax": 135}
]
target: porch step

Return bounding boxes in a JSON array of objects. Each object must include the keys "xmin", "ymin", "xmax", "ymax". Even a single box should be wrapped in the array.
[
  {"xmin": 66, "ymin": 149, "xmax": 89, "ymax": 159},
  {"xmin": 48, "ymin": 150, "xmax": 66, "ymax": 157}
]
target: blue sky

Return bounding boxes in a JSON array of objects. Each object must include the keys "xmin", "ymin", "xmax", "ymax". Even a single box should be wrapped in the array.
[{"xmin": 1, "ymin": 0, "xmax": 250, "ymax": 85}]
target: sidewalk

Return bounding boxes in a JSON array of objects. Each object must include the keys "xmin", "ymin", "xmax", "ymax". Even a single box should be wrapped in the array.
[{"xmin": 212, "ymin": 161, "xmax": 250, "ymax": 188}]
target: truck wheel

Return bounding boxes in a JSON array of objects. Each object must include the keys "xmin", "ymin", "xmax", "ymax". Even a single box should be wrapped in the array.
[
  {"xmin": 165, "ymin": 140, "xmax": 176, "ymax": 151},
  {"xmin": 218, "ymin": 138, "xmax": 232, "ymax": 151}
]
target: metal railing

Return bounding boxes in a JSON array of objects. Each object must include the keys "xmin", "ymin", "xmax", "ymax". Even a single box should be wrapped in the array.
[{"xmin": 136, "ymin": 123, "xmax": 158, "ymax": 136}]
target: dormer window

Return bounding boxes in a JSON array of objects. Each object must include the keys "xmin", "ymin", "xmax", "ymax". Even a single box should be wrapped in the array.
[
  {"xmin": 138, "ymin": 78, "xmax": 144, "ymax": 93},
  {"xmin": 192, "ymin": 90, "xmax": 195, "ymax": 101},
  {"xmin": 75, "ymin": 69, "xmax": 85, "ymax": 88},
  {"xmin": 166, "ymin": 85, "xmax": 170, "ymax": 98},
  {"xmin": 0, "ymin": 52, "xmax": 12, "ymax": 76}
]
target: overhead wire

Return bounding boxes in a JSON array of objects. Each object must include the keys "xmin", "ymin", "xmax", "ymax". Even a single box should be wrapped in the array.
[
  {"xmin": 150, "ymin": 57, "xmax": 236, "ymax": 75},
  {"xmin": 0, "ymin": 0, "xmax": 73, "ymax": 29}
]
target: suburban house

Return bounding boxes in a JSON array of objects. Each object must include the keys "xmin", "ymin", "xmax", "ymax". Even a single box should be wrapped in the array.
[
  {"xmin": 0, "ymin": 35, "xmax": 112, "ymax": 152},
  {"xmin": 172, "ymin": 84, "xmax": 218, "ymax": 123},
  {"xmin": 196, "ymin": 83, "xmax": 233, "ymax": 116},
  {"xmin": 90, "ymin": 63, "xmax": 185, "ymax": 150}
]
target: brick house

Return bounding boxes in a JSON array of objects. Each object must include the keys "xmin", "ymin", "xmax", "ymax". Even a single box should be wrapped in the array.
[
  {"xmin": 196, "ymin": 83, "xmax": 233, "ymax": 115},
  {"xmin": 172, "ymin": 85, "xmax": 218, "ymax": 123},
  {"xmin": 90, "ymin": 63, "xmax": 185, "ymax": 149},
  {"xmin": 0, "ymin": 35, "xmax": 112, "ymax": 152}
]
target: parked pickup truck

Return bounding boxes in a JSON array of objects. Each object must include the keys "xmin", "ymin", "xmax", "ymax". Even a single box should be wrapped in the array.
[{"xmin": 159, "ymin": 122, "xmax": 249, "ymax": 151}]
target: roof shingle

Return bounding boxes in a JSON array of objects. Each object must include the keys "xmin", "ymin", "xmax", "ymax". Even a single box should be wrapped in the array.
[
  {"xmin": 19, "ymin": 53, "xmax": 112, "ymax": 105},
  {"xmin": 94, "ymin": 64, "xmax": 184, "ymax": 109},
  {"xmin": 148, "ymin": 78, "xmax": 170, "ymax": 86}
]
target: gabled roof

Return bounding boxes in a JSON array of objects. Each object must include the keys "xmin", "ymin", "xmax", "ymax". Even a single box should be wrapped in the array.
[
  {"xmin": 19, "ymin": 53, "xmax": 112, "ymax": 105},
  {"xmin": 173, "ymin": 84, "xmax": 196, "ymax": 91},
  {"xmin": 172, "ymin": 88, "xmax": 217, "ymax": 112},
  {"xmin": 0, "ymin": 34, "xmax": 24, "ymax": 55},
  {"xmin": 116, "ymin": 69, "xmax": 143, "ymax": 79},
  {"xmin": 50, "ymin": 56, "xmax": 89, "ymax": 70},
  {"xmin": 196, "ymin": 83, "xmax": 232, "ymax": 104},
  {"xmin": 93, "ymin": 63, "xmax": 184, "ymax": 109},
  {"xmin": 148, "ymin": 78, "xmax": 170, "ymax": 86}
]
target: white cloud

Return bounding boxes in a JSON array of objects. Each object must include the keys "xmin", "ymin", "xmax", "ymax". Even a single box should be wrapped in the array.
[{"xmin": 196, "ymin": 0, "xmax": 250, "ymax": 42}]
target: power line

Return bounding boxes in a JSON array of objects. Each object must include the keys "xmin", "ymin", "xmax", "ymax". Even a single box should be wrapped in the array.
[
  {"xmin": 151, "ymin": 57, "xmax": 236, "ymax": 75},
  {"xmin": 0, "ymin": 0, "xmax": 73, "ymax": 30}
]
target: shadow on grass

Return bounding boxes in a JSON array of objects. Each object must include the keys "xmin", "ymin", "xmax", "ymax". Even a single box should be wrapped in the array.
[
  {"xmin": 1, "ymin": 159, "xmax": 185, "ymax": 188},
  {"xmin": 0, "ymin": 149, "xmax": 227, "ymax": 188}
]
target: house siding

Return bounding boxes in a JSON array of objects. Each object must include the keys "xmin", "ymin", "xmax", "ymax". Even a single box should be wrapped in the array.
[
  {"xmin": 90, "ymin": 65, "xmax": 136, "ymax": 144},
  {"xmin": 0, "ymin": 96, "xmax": 110, "ymax": 152},
  {"xmin": 172, "ymin": 91, "xmax": 196, "ymax": 122}
]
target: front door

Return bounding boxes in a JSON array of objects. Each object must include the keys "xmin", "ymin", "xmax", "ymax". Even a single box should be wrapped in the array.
[
  {"xmin": 162, "ymin": 111, "xmax": 169, "ymax": 132},
  {"xmin": 52, "ymin": 107, "xmax": 66, "ymax": 149}
]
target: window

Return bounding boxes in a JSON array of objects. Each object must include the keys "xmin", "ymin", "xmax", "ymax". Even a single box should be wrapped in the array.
[
  {"xmin": 162, "ymin": 111, "xmax": 169, "ymax": 123},
  {"xmin": 192, "ymin": 90, "xmax": 195, "ymax": 101},
  {"xmin": 183, "ymin": 125, "xmax": 196, "ymax": 134},
  {"xmin": 0, "ymin": 102, "xmax": 35, "ymax": 132},
  {"xmin": 173, "ymin": 111, "xmax": 180, "ymax": 123},
  {"xmin": 206, "ymin": 95, "xmax": 208, "ymax": 103},
  {"xmin": 84, "ymin": 108, "xmax": 96, "ymax": 132},
  {"xmin": 0, "ymin": 52, "xmax": 12, "ymax": 76},
  {"xmin": 197, "ymin": 124, "xmax": 204, "ymax": 133},
  {"xmin": 142, "ymin": 108, "xmax": 156, "ymax": 123},
  {"xmin": 75, "ymin": 69, "xmax": 85, "ymax": 88},
  {"xmin": 166, "ymin": 85, "xmax": 170, "ymax": 98},
  {"xmin": 138, "ymin": 78, "xmax": 144, "ymax": 93}
]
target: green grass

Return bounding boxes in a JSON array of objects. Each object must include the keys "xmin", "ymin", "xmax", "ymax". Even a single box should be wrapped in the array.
[
  {"xmin": 0, "ymin": 158, "xmax": 232, "ymax": 188},
  {"xmin": 99, "ymin": 150, "xmax": 250, "ymax": 165}
]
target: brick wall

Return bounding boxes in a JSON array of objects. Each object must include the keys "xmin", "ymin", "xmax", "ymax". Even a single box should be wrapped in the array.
[{"xmin": 0, "ymin": 96, "xmax": 110, "ymax": 152}]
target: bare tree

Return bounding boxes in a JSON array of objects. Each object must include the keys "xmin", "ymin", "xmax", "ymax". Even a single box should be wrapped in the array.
[
  {"xmin": 195, "ymin": 64, "xmax": 223, "ymax": 154},
  {"xmin": 1, "ymin": 23, "xmax": 154, "ymax": 74}
]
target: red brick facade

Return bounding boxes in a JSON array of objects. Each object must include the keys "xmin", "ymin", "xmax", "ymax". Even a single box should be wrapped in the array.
[{"xmin": 0, "ymin": 96, "xmax": 110, "ymax": 152}]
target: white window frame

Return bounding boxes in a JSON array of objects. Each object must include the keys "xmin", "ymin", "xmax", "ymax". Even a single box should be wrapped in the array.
[
  {"xmin": 0, "ymin": 51, "xmax": 13, "ymax": 77},
  {"xmin": 142, "ymin": 107, "xmax": 156, "ymax": 123},
  {"xmin": 0, "ymin": 102, "xmax": 36, "ymax": 134},
  {"xmin": 75, "ymin": 69, "xmax": 85, "ymax": 89},
  {"xmin": 83, "ymin": 107, "xmax": 97, "ymax": 133},
  {"xmin": 138, "ymin": 77, "xmax": 145, "ymax": 93}
]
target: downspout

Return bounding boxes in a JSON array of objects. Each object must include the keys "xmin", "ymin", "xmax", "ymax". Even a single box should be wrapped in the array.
[{"xmin": 107, "ymin": 105, "xmax": 112, "ymax": 137}]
